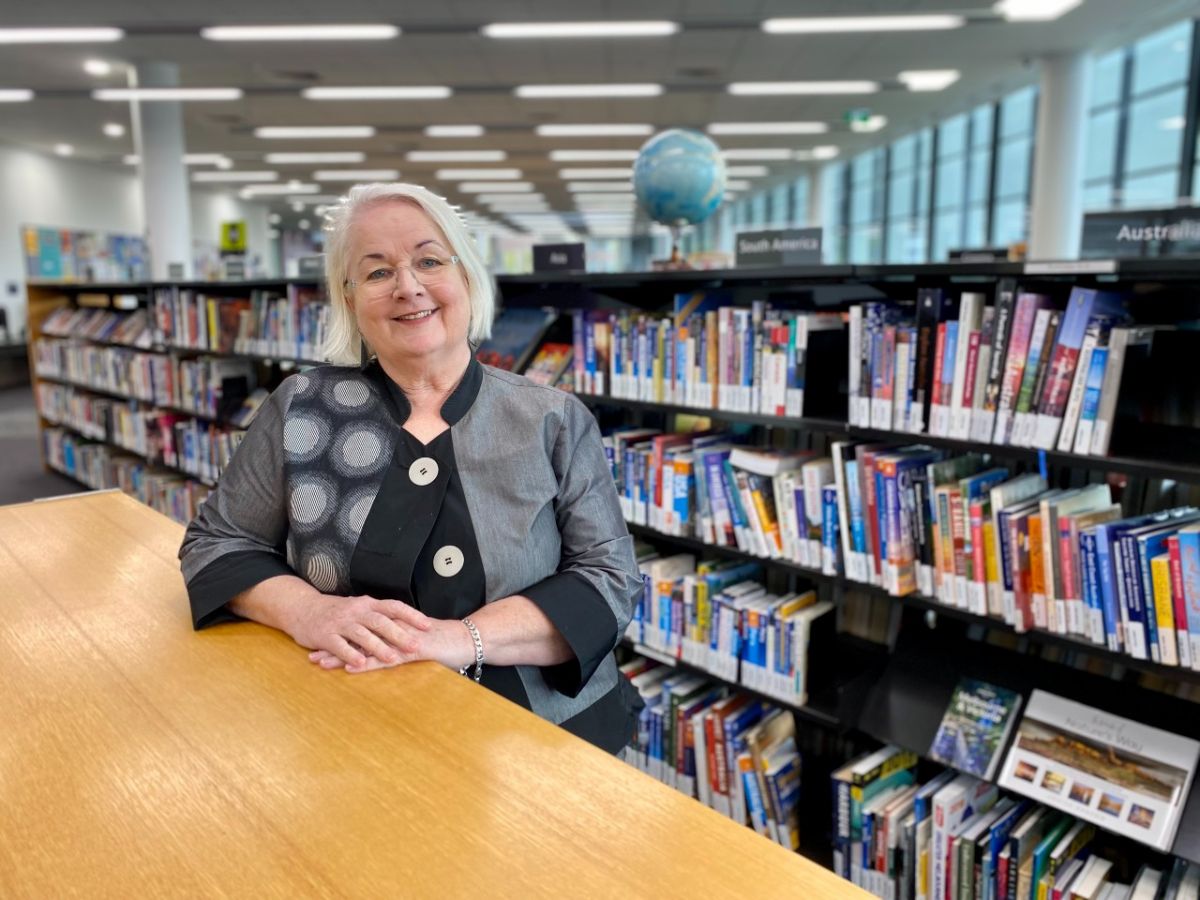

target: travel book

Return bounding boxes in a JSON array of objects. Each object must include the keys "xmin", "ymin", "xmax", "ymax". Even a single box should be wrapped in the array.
[
  {"xmin": 928, "ymin": 677, "xmax": 1023, "ymax": 780},
  {"xmin": 997, "ymin": 690, "xmax": 1200, "ymax": 851}
]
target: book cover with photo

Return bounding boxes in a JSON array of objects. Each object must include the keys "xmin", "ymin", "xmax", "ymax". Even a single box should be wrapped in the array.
[
  {"xmin": 928, "ymin": 678, "xmax": 1023, "ymax": 780},
  {"xmin": 997, "ymin": 690, "xmax": 1200, "ymax": 851}
]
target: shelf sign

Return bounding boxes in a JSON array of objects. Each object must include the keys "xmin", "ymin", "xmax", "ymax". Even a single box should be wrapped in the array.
[
  {"xmin": 297, "ymin": 255, "xmax": 324, "ymax": 278},
  {"xmin": 735, "ymin": 228, "xmax": 822, "ymax": 267},
  {"xmin": 220, "ymin": 221, "xmax": 246, "ymax": 256},
  {"xmin": 533, "ymin": 243, "xmax": 585, "ymax": 273},
  {"xmin": 166, "ymin": 262, "xmax": 186, "ymax": 279},
  {"xmin": 223, "ymin": 258, "xmax": 246, "ymax": 280},
  {"xmin": 1081, "ymin": 207, "xmax": 1200, "ymax": 259}
]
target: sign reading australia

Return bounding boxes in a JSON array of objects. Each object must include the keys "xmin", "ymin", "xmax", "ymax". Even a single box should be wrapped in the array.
[
  {"xmin": 1081, "ymin": 207, "xmax": 1200, "ymax": 259},
  {"xmin": 735, "ymin": 228, "xmax": 823, "ymax": 267}
]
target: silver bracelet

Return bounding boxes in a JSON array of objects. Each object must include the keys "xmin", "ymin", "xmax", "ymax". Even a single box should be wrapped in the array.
[{"xmin": 460, "ymin": 617, "xmax": 484, "ymax": 683}]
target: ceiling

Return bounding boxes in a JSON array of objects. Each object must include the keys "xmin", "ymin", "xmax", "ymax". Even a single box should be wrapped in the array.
[{"xmin": 2, "ymin": 0, "xmax": 1199, "ymax": 235}]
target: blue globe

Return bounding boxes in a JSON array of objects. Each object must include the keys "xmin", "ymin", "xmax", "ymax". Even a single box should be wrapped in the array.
[{"xmin": 633, "ymin": 129, "xmax": 726, "ymax": 226}]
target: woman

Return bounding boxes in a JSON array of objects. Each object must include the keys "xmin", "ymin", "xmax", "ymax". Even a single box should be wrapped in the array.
[{"xmin": 179, "ymin": 183, "xmax": 643, "ymax": 753}]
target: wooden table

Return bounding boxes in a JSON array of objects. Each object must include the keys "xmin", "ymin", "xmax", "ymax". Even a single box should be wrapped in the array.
[{"xmin": 0, "ymin": 491, "xmax": 864, "ymax": 898}]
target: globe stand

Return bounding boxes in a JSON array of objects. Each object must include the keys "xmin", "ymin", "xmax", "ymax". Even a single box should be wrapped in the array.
[{"xmin": 652, "ymin": 223, "xmax": 693, "ymax": 271}]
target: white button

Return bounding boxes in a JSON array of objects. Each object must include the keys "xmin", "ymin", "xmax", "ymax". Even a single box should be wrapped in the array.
[
  {"xmin": 433, "ymin": 545, "xmax": 464, "ymax": 578},
  {"xmin": 409, "ymin": 457, "xmax": 439, "ymax": 486}
]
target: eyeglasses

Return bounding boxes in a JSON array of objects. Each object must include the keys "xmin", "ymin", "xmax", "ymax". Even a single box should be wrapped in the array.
[{"xmin": 345, "ymin": 254, "xmax": 462, "ymax": 297}]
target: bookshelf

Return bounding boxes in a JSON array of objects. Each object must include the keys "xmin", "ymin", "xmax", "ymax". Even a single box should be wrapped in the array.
[{"xmin": 25, "ymin": 261, "xmax": 1200, "ymax": 876}]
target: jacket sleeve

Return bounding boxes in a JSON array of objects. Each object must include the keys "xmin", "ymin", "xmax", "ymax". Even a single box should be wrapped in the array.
[
  {"xmin": 521, "ymin": 394, "xmax": 642, "ymax": 697},
  {"xmin": 178, "ymin": 376, "xmax": 300, "ymax": 629}
]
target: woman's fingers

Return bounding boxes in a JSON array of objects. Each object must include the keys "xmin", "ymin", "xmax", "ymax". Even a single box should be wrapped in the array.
[
  {"xmin": 323, "ymin": 635, "xmax": 367, "ymax": 670},
  {"xmin": 364, "ymin": 612, "xmax": 419, "ymax": 655},
  {"xmin": 373, "ymin": 598, "xmax": 432, "ymax": 631},
  {"xmin": 346, "ymin": 623, "xmax": 401, "ymax": 665}
]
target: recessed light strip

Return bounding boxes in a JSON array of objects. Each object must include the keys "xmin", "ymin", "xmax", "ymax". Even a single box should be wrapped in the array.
[
  {"xmin": 313, "ymin": 169, "xmax": 400, "ymax": 181},
  {"xmin": 435, "ymin": 168, "xmax": 523, "ymax": 180},
  {"xmin": 303, "ymin": 86, "xmax": 450, "ymax": 100},
  {"xmin": 728, "ymin": 81, "xmax": 877, "ymax": 95},
  {"xmin": 255, "ymin": 126, "xmax": 375, "ymax": 139},
  {"xmin": 192, "ymin": 171, "xmax": 278, "ymax": 182},
  {"xmin": 267, "ymin": 152, "xmax": 366, "ymax": 164},
  {"xmin": 483, "ymin": 22, "xmax": 678, "ymax": 38},
  {"xmin": 407, "ymin": 150, "xmax": 507, "ymax": 162},
  {"xmin": 516, "ymin": 83, "xmax": 662, "ymax": 98},
  {"xmin": 95, "ymin": 88, "xmax": 243, "ymax": 101},
  {"xmin": 536, "ymin": 124, "xmax": 653, "ymax": 137},
  {"xmin": 425, "ymin": 125, "xmax": 484, "ymax": 137},
  {"xmin": 0, "ymin": 27, "xmax": 123, "ymax": 43},
  {"xmin": 0, "ymin": 89, "xmax": 33, "ymax": 102},
  {"xmin": 202, "ymin": 24, "xmax": 400, "ymax": 40},
  {"xmin": 761, "ymin": 15, "xmax": 964, "ymax": 33},
  {"xmin": 707, "ymin": 122, "xmax": 828, "ymax": 135}
]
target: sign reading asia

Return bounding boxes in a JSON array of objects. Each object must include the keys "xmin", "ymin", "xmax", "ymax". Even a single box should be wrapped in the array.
[
  {"xmin": 735, "ymin": 228, "xmax": 822, "ymax": 267},
  {"xmin": 533, "ymin": 242, "xmax": 585, "ymax": 273},
  {"xmin": 1080, "ymin": 207, "xmax": 1200, "ymax": 258}
]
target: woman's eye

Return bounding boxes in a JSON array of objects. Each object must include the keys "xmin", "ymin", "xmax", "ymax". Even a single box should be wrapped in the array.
[
  {"xmin": 416, "ymin": 256, "xmax": 443, "ymax": 269},
  {"xmin": 366, "ymin": 268, "xmax": 392, "ymax": 280}
]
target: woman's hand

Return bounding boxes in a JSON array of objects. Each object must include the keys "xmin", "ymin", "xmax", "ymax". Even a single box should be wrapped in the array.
[
  {"xmin": 285, "ymin": 593, "xmax": 435, "ymax": 672},
  {"xmin": 306, "ymin": 610, "xmax": 477, "ymax": 675}
]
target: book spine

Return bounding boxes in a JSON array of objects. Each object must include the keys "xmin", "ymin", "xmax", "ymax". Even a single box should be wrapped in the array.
[
  {"xmin": 1178, "ymin": 529, "xmax": 1200, "ymax": 672},
  {"xmin": 1089, "ymin": 326, "xmax": 1130, "ymax": 456},
  {"xmin": 1073, "ymin": 342, "xmax": 1109, "ymax": 455},
  {"xmin": 1154, "ymin": 550, "xmax": 1180, "ymax": 667},
  {"xmin": 993, "ymin": 297, "xmax": 1039, "ymax": 444},
  {"xmin": 1055, "ymin": 327, "xmax": 1098, "ymax": 452}
]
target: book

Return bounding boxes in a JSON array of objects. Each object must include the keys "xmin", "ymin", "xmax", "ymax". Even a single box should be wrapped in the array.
[
  {"xmin": 523, "ymin": 342, "xmax": 573, "ymax": 387},
  {"xmin": 928, "ymin": 677, "xmax": 1024, "ymax": 780},
  {"xmin": 998, "ymin": 690, "xmax": 1200, "ymax": 851}
]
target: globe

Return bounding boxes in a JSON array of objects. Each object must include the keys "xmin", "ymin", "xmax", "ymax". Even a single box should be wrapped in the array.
[{"xmin": 632, "ymin": 129, "xmax": 726, "ymax": 226}]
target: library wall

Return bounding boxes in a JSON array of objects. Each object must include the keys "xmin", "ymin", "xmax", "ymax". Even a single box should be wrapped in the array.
[{"xmin": 0, "ymin": 146, "xmax": 141, "ymax": 336}]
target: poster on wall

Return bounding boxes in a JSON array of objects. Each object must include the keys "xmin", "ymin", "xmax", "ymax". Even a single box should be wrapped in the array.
[{"xmin": 21, "ymin": 225, "xmax": 149, "ymax": 283}]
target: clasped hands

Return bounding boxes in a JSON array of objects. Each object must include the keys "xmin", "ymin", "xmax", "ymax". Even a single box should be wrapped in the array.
[{"xmin": 290, "ymin": 594, "xmax": 475, "ymax": 675}]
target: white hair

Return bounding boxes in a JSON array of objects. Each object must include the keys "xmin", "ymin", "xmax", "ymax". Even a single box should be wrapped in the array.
[{"xmin": 321, "ymin": 182, "xmax": 495, "ymax": 365}]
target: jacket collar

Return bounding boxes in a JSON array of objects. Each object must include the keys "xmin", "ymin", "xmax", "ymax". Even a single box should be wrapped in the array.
[{"xmin": 365, "ymin": 354, "xmax": 483, "ymax": 427}]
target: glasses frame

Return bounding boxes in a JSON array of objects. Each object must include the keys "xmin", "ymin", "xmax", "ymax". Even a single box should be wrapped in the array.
[{"xmin": 344, "ymin": 254, "xmax": 462, "ymax": 295}]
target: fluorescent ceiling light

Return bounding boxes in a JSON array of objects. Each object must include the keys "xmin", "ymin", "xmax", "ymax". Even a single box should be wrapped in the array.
[
  {"xmin": 458, "ymin": 182, "xmax": 534, "ymax": 193},
  {"xmin": 549, "ymin": 149, "xmax": 639, "ymax": 161},
  {"xmin": 795, "ymin": 145, "xmax": 840, "ymax": 161},
  {"xmin": 241, "ymin": 183, "xmax": 320, "ymax": 197},
  {"xmin": 849, "ymin": 115, "xmax": 887, "ymax": 133},
  {"xmin": 574, "ymin": 194, "xmax": 635, "ymax": 204},
  {"xmin": 536, "ymin": 124, "xmax": 653, "ymax": 137},
  {"xmin": 725, "ymin": 165, "xmax": 768, "ymax": 177},
  {"xmin": 268, "ymin": 213, "xmax": 282, "ymax": 224},
  {"xmin": 407, "ymin": 150, "xmax": 507, "ymax": 162},
  {"xmin": 95, "ymin": 87, "xmax": 242, "ymax": 101},
  {"xmin": 516, "ymin": 83, "xmax": 662, "ymax": 98},
  {"xmin": 313, "ymin": 169, "xmax": 400, "ymax": 180},
  {"xmin": 477, "ymin": 193, "xmax": 544, "ymax": 202},
  {"xmin": 1161, "ymin": 115, "xmax": 1186, "ymax": 131},
  {"xmin": 102, "ymin": 122, "xmax": 125, "ymax": 138},
  {"xmin": 566, "ymin": 182, "xmax": 632, "ymax": 192},
  {"xmin": 184, "ymin": 153, "xmax": 232, "ymax": 167},
  {"xmin": 994, "ymin": 0, "xmax": 1083, "ymax": 21},
  {"xmin": 425, "ymin": 125, "xmax": 484, "ymax": 138},
  {"xmin": 303, "ymin": 86, "xmax": 450, "ymax": 100},
  {"xmin": 435, "ymin": 168, "xmax": 523, "ymax": 180},
  {"xmin": 0, "ymin": 89, "xmax": 33, "ymax": 102},
  {"xmin": 267, "ymin": 151, "xmax": 365, "ymax": 164},
  {"xmin": 291, "ymin": 201, "xmax": 305, "ymax": 212},
  {"xmin": 558, "ymin": 167, "xmax": 633, "ymax": 179},
  {"xmin": 725, "ymin": 180, "xmax": 751, "ymax": 190},
  {"xmin": 761, "ymin": 15, "xmax": 964, "ymax": 33},
  {"xmin": 84, "ymin": 59, "xmax": 112, "ymax": 76},
  {"xmin": 255, "ymin": 126, "xmax": 375, "ymax": 139},
  {"xmin": 193, "ymin": 170, "xmax": 278, "ymax": 182},
  {"xmin": 202, "ymin": 24, "xmax": 400, "ymax": 41},
  {"xmin": 0, "ymin": 28, "xmax": 123, "ymax": 43},
  {"xmin": 708, "ymin": 122, "xmax": 828, "ymax": 135},
  {"xmin": 728, "ymin": 80, "xmax": 877, "ymax": 95},
  {"xmin": 720, "ymin": 148, "xmax": 792, "ymax": 161},
  {"xmin": 483, "ymin": 21, "xmax": 677, "ymax": 38},
  {"xmin": 898, "ymin": 70, "xmax": 960, "ymax": 91},
  {"xmin": 54, "ymin": 143, "xmax": 73, "ymax": 157}
]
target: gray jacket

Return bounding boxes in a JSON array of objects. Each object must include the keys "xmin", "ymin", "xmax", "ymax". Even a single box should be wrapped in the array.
[{"xmin": 179, "ymin": 361, "xmax": 642, "ymax": 727}]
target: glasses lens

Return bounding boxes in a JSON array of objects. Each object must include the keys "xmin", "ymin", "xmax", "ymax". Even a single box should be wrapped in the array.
[{"xmin": 359, "ymin": 255, "xmax": 455, "ymax": 296}]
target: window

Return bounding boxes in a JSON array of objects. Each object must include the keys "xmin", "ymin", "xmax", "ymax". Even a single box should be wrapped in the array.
[
  {"xmin": 847, "ymin": 147, "xmax": 885, "ymax": 262},
  {"xmin": 792, "ymin": 175, "xmax": 810, "ymax": 227},
  {"xmin": 885, "ymin": 129, "xmax": 932, "ymax": 262},
  {"xmin": 1088, "ymin": 20, "xmax": 1193, "ymax": 211},
  {"xmin": 822, "ymin": 162, "xmax": 848, "ymax": 263},
  {"xmin": 991, "ymin": 85, "xmax": 1037, "ymax": 247}
]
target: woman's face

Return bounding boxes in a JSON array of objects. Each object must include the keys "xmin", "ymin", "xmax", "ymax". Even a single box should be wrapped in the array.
[{"xmin": 345, "ymin": 201, "xmax": 471, "ymax": 368}]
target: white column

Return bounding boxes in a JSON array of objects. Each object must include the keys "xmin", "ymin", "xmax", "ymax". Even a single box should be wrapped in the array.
[
  {"xmin": 1028, "ymin": 52, "xmax": 1091, "ymax": 260},
  {"xmin": 130, "ymin": 62, "xmax": 193, "ymax": 279}
]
